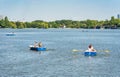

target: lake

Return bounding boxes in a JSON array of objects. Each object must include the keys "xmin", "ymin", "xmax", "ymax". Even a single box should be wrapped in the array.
[{"xmin": 0, "ymin": 28, "xmax": 120, "ymax": 77}]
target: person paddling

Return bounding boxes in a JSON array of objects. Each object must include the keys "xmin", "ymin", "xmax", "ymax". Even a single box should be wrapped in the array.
[
  {"xmin": 88, "ymin": 44, "xmax": 96, "ymax": 52},
  {"xmin": 34, "ymin": 41, "xmax": 38, "ymax": 47},
  {"xmin": 38, "ymin": 42, "xmax": 42, "ymax": 47}
]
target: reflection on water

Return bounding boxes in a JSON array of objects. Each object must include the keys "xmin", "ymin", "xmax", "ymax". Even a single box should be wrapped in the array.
[{"xmin": 0, "ymin": 29, "xmax": 120, "ymax": 77}]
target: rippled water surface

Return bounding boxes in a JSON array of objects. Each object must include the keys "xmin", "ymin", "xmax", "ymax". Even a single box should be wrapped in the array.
[{"xmin": 0, "ymin": 28, "xmax": 120, "ymax": 77}]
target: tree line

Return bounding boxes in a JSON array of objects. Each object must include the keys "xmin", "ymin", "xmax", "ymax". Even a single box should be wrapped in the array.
[{"xmin": 0, "ymin": 16, "xmax": 120, "ymax": 29}]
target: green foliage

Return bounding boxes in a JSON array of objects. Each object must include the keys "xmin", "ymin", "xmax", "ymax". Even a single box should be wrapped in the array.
[
  {"xmin": 9, "ymin": 22, "xmax": 17, "ymax": 28},
  {"xmin": 4, "ymin": 16, "xmax": 9, "ymax": 28},
  {"xmin": 0, "ymin": 16, "xmax": 120, "ymax": 29},
  {"xmin": 0, "ymin": 19, "xmax": 6, "ymax": 28}
]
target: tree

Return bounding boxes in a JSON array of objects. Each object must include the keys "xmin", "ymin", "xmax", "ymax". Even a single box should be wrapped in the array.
[
  {"xmin": 4, "ymin": 16, "xmax": 10, "ymax": 28},
  {"xmin": 0, "ymin": 19, "xmax": 5, "ymax": 28},
  {"xmin": 110, "ymin": 16, "xmax": 115, "ymax": 26},
  {"xmin": 9, "ymin": 22, "xmax": 17, "ymax": 28},
  {"xmin": 25, "ymin": 22, "xmax": 31, "ymax": 28},
  {"xmin": 16, "ymin": 21, "xmax": 25, "ymax": 28}
]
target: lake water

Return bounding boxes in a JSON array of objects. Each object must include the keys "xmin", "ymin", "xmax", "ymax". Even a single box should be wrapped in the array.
[{"xmin": 0, "ymin": 28, "xmax": 120, "ymax": 77}]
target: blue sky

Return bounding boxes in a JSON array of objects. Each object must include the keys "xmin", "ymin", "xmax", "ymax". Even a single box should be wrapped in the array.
[{"xmin": 0, "ymin": 0, "xmax": 120, "ymax": 21}]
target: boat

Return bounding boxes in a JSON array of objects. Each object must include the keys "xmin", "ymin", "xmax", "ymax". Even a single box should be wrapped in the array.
[
  {"xmin": 84, "ymin": 51, "xmax": 97, "ymax": 56},
  {"xmin": 6, "ymin": 32, "xmax": 15, "ymax": 36},
  {"xmin": 29, "ymin": 45, "xmax": 46, "ymax": 51}
]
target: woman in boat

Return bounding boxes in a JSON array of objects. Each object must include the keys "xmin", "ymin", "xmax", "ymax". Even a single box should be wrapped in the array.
[
  {"xmin": 88, "ymin": 44, "xmax": 96, "ymax": 52},
  {"xmin": 38, "ymin": 42, "xmax": 42, "ymax": 47},
  {"xmin": 34, "ymin": 41, "xmax": 38, "ymax": 47}
]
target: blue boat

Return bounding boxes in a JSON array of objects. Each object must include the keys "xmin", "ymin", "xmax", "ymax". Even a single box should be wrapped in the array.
[
  {"xmin": 30, "ymin": 47, "xmax": 46, "ymax": 51},
  {"xmin": 6, "ymin": 33, "xmax": 15, "ymax": 36},
  {"xmin": 29, "ymin": 45, "xmax": 46, "ymax": 51},
  {"xmin": 84, "ymin": 51, "xmax": 97, "ymax": 56}
]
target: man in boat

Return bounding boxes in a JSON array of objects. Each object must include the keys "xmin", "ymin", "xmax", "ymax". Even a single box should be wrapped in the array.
[
  {"xmin": 88, "ymin": 44, "xmax": 96, "ymax": 52},
  {"xmin": 38, "ymin": 42, "xmax": 42, "ymax": 47}
]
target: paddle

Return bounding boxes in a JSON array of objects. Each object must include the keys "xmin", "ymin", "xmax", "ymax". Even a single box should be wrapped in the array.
[
  {"xmin": 72, "ymin": 49, "xmax": 110, "ymax": 53},
  {"xmin": 97, "ymin": 49, "xmax": 110, "ymax": 53},
  {"xmin": 72, "ymin": 49, "xmax": 83, "ymax": 52},
  {"xmin": 46, "ymin": 48, "xmax": 56, "ymax": 51}
]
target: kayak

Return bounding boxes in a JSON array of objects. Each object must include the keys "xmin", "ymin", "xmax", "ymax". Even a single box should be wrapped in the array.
[
  {"xmin": 6, "ymin": 33, "xmax": 15, "ymax": 36},
  {"xmin": 84, "ymin": 51, "xmax": 97, "ymax": 56},
  {"xmin": 29, "ymin": 45, "xmax": 46, "ymax": 51}
]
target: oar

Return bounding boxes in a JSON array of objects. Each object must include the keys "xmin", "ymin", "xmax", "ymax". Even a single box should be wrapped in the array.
[
  {"xmin": 97, "ymin": 49, "xmax": 110, "ymax": 53},
  {"xmin": 72, "ymin": 49, "xmax": 110, "ymax": 53},
  {"xmin": 72, "ymin": 49, "xmax": 83, "ymax": 52},
  {"xmin": 46, "ymin": 48, "xmax": 56, "ymax": 51}
]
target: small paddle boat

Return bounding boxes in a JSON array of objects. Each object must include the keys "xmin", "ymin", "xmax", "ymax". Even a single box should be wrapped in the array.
[
  {"xmin": 84, "ymin": 50, "xmax": 97, "ymax": 56},
  {"xmin": 6, "ymin": 32, "xmax": 15, "ymax": 36},
  {"xmin": 29, "ymin": 45, "xmax": 46, "ymax": 51}
]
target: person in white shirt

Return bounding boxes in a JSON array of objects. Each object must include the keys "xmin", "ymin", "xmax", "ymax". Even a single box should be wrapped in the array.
[{"xmin": 88, "ymin": 44, "xmax": 96, "ymax": 52}]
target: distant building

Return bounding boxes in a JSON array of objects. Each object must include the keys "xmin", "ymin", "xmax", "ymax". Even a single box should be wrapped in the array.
[
  {"xmin": 117, "ymin": 14, "xmax": 120, "ymax": 19},
  {"xmin": 60, "ymin": 24, "xmax": 66, "ymax": 28}
]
